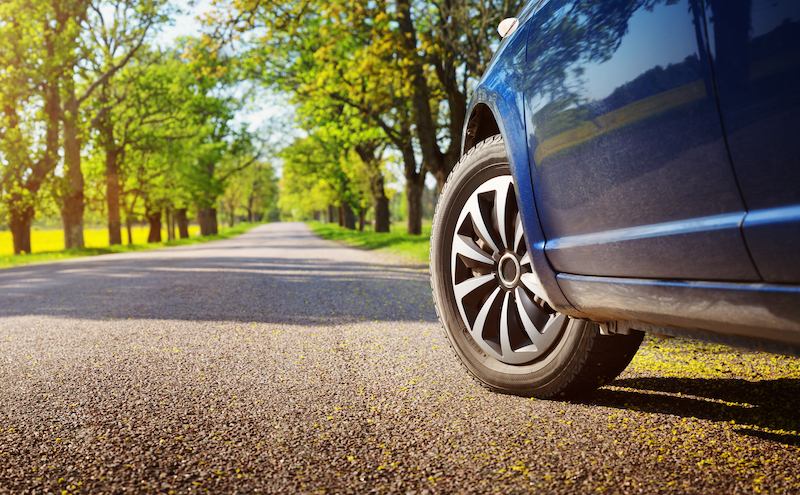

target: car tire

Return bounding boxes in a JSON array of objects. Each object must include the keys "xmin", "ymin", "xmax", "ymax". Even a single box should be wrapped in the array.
[{"xmin": 430, "ymin": 134, "xmax": 643, "ymax": 399}]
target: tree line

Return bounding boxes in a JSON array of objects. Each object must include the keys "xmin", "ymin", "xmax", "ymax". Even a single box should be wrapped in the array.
[
  {"xmin": 1, "ymin": 0, "xmax": 523, "ymax": 253},
  {"xmin": 0, "ymin": 0, "xmax": 277, "ymax": 255}
]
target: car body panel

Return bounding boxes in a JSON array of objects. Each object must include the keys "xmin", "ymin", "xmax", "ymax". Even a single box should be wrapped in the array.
[
  {"xmin": 461, "ymin": 0, "xmax": 800, "ymax": 353},
  {"xmin": 521, "ymin": 0, "xmax": 759, "ymax": 281},
  {"xmin": 704, "ymin": 0, "xmax": 800, "ymax": 282}
]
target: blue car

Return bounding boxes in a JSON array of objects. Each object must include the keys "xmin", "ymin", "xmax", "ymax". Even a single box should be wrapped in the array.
[{"xmin": 429, "ymin": 0, "xmax": 800, "ymax": 398}]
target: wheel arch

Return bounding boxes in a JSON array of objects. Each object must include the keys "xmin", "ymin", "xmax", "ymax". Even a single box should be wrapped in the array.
[{"xmin": 463, "ymin": 103, "xmax": 501, "ymax": 155}]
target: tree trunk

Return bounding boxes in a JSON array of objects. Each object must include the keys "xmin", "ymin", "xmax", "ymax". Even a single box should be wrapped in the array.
[
  {"xmin": 126, "ymin": 216, "xmax": 133, "ymax": 245},
  {"xmin": 372, "ymin": 175, "xmax": 391, "ymax": 233},
  {"xmin": 341, "ymin": 203, "xmax": 356, "ymax": 230},
  {"xmin": 61, "ymin": 97, "xmax": 85, "ymax": 249},
  {"xmin": 1, "ymin": 94, "xmax": 58, "ymax": 256},
  {"xmin": 399, "ymin": 128, "xmax": 425, "ymax": 236},
  {"xmin": 97, "ymin": 83, "xmax": 123, "ymax": 246},
  {"xmin": 327, "ymin": 205, "xmax": 336, "ymax": 223},
  {"xmin": 354, "ymin": 142, "xmax": 391, "ymax": 233},
  {"xmin": 165, "ymin": 208, "xmax": 175, "ymax": 241},
  {"xmin": 104, "ymin": 140, "xmax": 123, "ymax": 246},
  {"xmin": 106, "ymin": 173, "xmax": 122, "ymax": 245},
  {"xmin": 175, "ymin": 208, "xmax": 189, "ymax": 239},
  {"xmin": 147, "ymin": 208, "xmax": 162, "ymax": 243},
  {"xmin": 395, "ymin": 0, "xmax": 461, "ymax": 191},
  {"xmin": 198, "ymin": 207, "xmax": 218, "ymax": 236},
  {"xmin": 358, "ymin": 208, "xmax": 365, "ymax": 232},
  {"xmin": 198, "ymin": 208, "xmax": 208, "ymax": 235},
  {"xmin": 210, "ymin": 208, "xmax": 218, "ymax": 234},
  {"xmin": 406, "ymin": 173, "xmax": 425, "ymax": 236},
  {"xmin": 9, "ymin": 208, "xmax": 33, "ymax": 255}
]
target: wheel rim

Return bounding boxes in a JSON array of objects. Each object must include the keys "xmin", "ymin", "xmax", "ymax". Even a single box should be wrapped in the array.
[{"xmin": 450, "ymin": 175, "xmax": 567, "ymax": 365}]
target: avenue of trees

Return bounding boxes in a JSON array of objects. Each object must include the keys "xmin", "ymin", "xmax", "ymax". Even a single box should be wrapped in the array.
[{"xmin": 1, "ymin": 0, "xmax": 527, "ymax": 254}]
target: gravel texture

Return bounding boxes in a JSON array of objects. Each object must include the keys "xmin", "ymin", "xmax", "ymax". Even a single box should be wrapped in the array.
[{"xmin": 1, "ymin": 222, "xmax": 799, "ymax": 494}]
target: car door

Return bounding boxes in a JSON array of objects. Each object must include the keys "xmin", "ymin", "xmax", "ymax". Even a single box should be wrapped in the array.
[
  {"xmin": 704, "ymin": 0, "xmax": 800, "ymax": 283},
  {"xmin": 521, "ymin": 0, "xmax": 760, "ymax": 281}
]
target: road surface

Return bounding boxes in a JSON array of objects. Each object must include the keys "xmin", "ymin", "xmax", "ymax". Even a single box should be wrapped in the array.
[{"xmin": 1, "ymin": 222, "xmax": 799, "ymax": 493}]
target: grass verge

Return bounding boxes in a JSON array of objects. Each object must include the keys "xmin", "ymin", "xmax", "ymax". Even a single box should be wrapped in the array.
[
  {"xmin": 307, "ymin": 221, "xmax": 430, "ymax": 264},
  {"xmin": 0, "ymin": 222, "xmax": 261, "ymax": 270}
]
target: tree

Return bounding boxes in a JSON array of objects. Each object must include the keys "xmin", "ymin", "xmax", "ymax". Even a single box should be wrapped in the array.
[
  {"xmin": 0, "ymin": 0, "xmax": 64, "ymax": 254},
  {"xmin": 207, "ymin": 0, "xmax": 416, "ymax": 231},
  {"xmin": 379, "ymin": 0, "xmax": 530, "ymax": 190},
  {"xmin": 50, "ymin": 0, "xmax": 169, "ymax": 249},
  {"xmin": 90, "ymin": 47, "xmax": 198, "ymax": 244},
  {"xmin": 278, "ymin": 132, "xmax": 359, "ymax": 227},
  {"xmin": 89, "ymin": 40, "xmax": 257, "ymax": 243},
  {"xmin": 220, "ymin": 161, "xmax": 278, "ymax": 225}
]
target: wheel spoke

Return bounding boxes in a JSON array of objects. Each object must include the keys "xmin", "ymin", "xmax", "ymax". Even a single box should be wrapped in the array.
[
  {"xmin": 499, "ymin": 292, "xmax": 514, "ymax": 357},
  {"xmin": 514, "ymin": 287, "xmax": 541, "ymax": 351},
  {"xmin": 541, "ymin": 312, "xmax": 567, "ymax": 337},
  {"xmin": 519, "ymin": 251, "xmax": 531, "ymax": 269},
  {"xmin": 453, "ymin": 273, "xmax": 496, "ymax": 302},
  {"xmin": 495, "ymin": 182, "xmax": 511, "ymax": 251},
  {"xmin": 466, "ymin": 196, "xmax": 500, "ymax": 255},
  {"xmin": 515, "ymin": 287, "xmax": 565, "ymax": 351},
  {"xmin": 519, "ymin": 272, "xmax": 541, "ymax": 296},
  {"xmin": 471, "ymin": 286, "xmax": 503, "ymax": 342},
  {"xmin": 452, "ymin": 234, "xmax": 494, "ymax": 269},
  {"xmin": 514, "ymin": 213, "xmax": 525, "ymax": 253}
]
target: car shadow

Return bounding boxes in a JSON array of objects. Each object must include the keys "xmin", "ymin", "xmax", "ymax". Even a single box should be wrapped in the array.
[{"xmin": 584, "ymin": 376, "xmax": 800, "ymax": 446}]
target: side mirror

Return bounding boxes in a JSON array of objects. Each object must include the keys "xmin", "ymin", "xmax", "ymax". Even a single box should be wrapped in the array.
[{"xmin": 497, "ymin": 18, "xmax": 520, "ymax": 38}]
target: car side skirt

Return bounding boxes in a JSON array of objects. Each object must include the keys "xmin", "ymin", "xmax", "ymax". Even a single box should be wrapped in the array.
[{"xmin": 558, "ymin": 273, "xmax": 800, "ymax": 354}]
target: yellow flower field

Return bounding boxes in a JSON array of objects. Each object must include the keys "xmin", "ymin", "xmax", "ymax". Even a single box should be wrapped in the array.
[{"xmin": 0, "ymin": 226, "xmax": 201, "ymax": 256}]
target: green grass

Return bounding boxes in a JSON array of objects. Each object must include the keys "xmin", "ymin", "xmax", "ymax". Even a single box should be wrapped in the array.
[
  {"xmin": 0, "ymin": 223, "xmax": 261, "ymax": 269},
  {"xmin": 307, "ymin": 220, "xmax": 431, "ymax": 264}
]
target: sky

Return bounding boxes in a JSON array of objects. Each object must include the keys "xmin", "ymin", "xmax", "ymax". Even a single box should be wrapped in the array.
[{"xmin": 153, "ymin": 0, "xmax": 213, "ymax": 48}]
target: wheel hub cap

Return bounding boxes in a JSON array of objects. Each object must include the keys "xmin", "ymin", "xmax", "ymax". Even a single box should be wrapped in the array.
[{"xmin": 498, "ymin": 252, "xmax": 521, "ymax": 289}]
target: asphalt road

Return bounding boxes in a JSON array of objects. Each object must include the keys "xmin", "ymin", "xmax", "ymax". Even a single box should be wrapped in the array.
[{"xmin": 1, "ymin": 222, "xmax": 799, "ymax": 494}]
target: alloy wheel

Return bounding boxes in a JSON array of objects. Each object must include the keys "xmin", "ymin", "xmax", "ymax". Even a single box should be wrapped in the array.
[{"xmin": 450, "ymin": 175, "xmax": 567, "ymax": 365}]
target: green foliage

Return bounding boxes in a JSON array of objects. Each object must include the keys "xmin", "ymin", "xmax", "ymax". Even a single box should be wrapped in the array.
[
  {"xmin": 203, "ymin": 0, "xmax": 530, "ymax": 233},
  {"xmin": 277, "ymin": 129, "xmax": 375, "ymax": 221},
  {"xmin": 0, "ymin": 0, "xmax": 279, "ymax": 256},
  {"xmin": 220, "ymin": 162, "xmax": 279, "ymax": 224}
]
